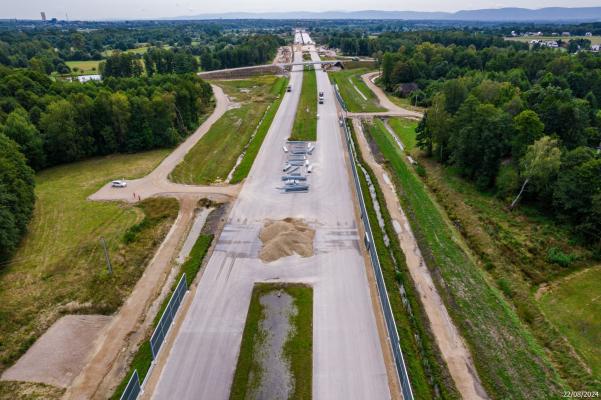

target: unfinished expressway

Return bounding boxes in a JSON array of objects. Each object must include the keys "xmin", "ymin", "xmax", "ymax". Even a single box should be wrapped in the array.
[{"xmin": 146, "ymin": 30, "xmax": 395, "ymax": 399}]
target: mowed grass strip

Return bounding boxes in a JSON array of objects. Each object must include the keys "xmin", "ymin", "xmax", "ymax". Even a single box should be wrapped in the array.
[
  {"xmin": 329, "ymin": 68, "xmax": 385, "ymax": 113},
  {"xmin": 230, "ymin": 283, "xmax": 313, "ymax": 400},
  {"xmin": 0, "ymin": 150, "xmax": 172, "ymax": 373},
  {"xmin": 387, "ymin": 118, "xmax": 417, "ymax": 151},
  {"xmin": 290, "ymin": 68, "xmax": 317, "ymax": 141},
  {"xmin": 170, "ymin": 76, "xmax": 285, "ymax": 184},
  {"xmin": 230, "ymin": 76, "xmax": 288, "ymax": 183},
  {"xmin": 112, "ymin": 233, "xmax": 214, "ymax": 399},
  {"xmin": 65, "ymin": 60, "xmax": 101, "ymax": 75},
  {"xmin": 539, "ymin": 266, "xmax": 601, "ymax": 379},
  {"xmin": 363, "ymin": 119, "xmax": 565, "ymax": 398}
]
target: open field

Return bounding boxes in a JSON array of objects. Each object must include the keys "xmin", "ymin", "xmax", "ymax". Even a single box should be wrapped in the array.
[
  {"xmin": 505, "ymin": 35, "xmax": 601, "ymax": 45},
  {"xmin": 101, "ymin": 45, "xmax": 151, "ymax": 58},
  {"xmin": 290, "ymin": 68, "xmax": 317, "ymax": 141},
  {"xmin": 539, "ymin": 266, "xmax": 601, "ymax": 379},
  {"xmin": 0, "ymin": 150, "xmax": 172, "ymax": 378},
  {"xmin": 349, "ymin": 122, "xmax": 458, "ymax": 399},
  {"xmin": 170, "ymin": 76, "xmax": 285, "ymax": 184},
  {"xmin": 229, "ymin": 283, "xmax": 312, "ymax": 400},
  {"xmin": 65, "ymin": 60, "xmax": 101, "ymax": 75},
  {"xmin": 363, "ymin": 118, "xmax": 565, "ymax": 398},
  {"xmin": 329, "ymin": 68, "xmax": 385, "ymax": 113},
  {"xmin": 111, "ymin": 233, "xmax": 214, "ymax": 399}
]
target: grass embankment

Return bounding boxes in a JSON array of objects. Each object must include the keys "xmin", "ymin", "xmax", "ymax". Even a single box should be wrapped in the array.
[
  {"xmin": 230, "ymin": 283, "xmax": 313, "ymax": 400},
  {"xmin": 348, "ymin": 122, "xmax": 458, "ymax": 399},
  {"xmin": 290, "ymin": 68, "xmax": 317, "ymax": 141},
  {"xmin": 111, "ymin": 232, "xmax": 214, "ymax": 399},
  {"xmin": 387, "ymin": 118, "xmax": 417, "ymax": 151},
  {"xmin": 540, "ymin": 266, "xmax": 601, "ymax": 379},
  {"xmin": 170, "ymin": 76, "xmax": 286, "ymax": 184},
  {"xmin": 362, "ymin": 118, "xmax": 566, "ymax": 398},
  {"xmin": 329, "ymin": 68, "xmax": 385, "ymax": 113},
  {"xmin": 229, "ymin": 77, "xmax": 288, "ymax": 183},
  {"xmin": 412, "ymin": 129, "xmax": 601, "ymax": 388},
  {"xmin": 0, "ymin": 150, "xmax": 172, "ymax": 375},
  {"xmin": 65, "ymin": 60, "xmax": 101, "ymax": 75}
]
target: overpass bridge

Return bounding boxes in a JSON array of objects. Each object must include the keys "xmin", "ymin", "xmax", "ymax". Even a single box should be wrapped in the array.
[{"xmin": 197, "ymin": 60, "xmax": 344, "ymax": 79}]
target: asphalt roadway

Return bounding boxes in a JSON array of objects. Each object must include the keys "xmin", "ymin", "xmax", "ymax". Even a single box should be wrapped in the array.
[{"xmin": 151, "ymin": 31, "xmax": 391, "ymax": 400}]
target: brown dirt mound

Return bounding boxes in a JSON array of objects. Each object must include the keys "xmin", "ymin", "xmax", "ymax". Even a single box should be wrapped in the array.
[{"xmin": 259, "ymin": 218, "xmax": 315, "ymax": 263}]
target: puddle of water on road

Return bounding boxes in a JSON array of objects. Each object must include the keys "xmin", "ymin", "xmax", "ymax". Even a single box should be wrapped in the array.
[{"xmin": 248, "ymin": 290, "xmax": 295, "ymax": 400}]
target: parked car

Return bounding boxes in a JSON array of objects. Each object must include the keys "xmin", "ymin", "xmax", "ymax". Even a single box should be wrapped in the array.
[{"xmin": 112, "ymin": 180, "xmax": 127, "ymax": 188}]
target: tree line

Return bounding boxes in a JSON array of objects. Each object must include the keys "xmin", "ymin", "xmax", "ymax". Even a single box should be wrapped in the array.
[
  {"xmin": 394, "ymin": 42, "xmax": 601, "ymax": 245},
  {"xmin": 0, "ymin": 25, "xmax": 283, "ymax": 75},
  {"xmin": 323, "ymin": 30, "xmax": 527, "ymax": 57}
]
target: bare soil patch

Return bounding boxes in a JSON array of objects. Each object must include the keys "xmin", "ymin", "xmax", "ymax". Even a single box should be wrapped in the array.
[
  {"xmin": 1, "ymin": 315, "xmax": 111, "ymax": 388},
  {"xmin": 259, "ymin": 218, "xmax": 315, "ymax": 263}
]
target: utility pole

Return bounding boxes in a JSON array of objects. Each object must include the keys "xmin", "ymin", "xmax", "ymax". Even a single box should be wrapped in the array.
[{"xmin": 100, "ymin": 237, "xmax": 113, "ymax": 274}]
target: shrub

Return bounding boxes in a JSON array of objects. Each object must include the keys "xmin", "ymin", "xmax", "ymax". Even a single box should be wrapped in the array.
[{"xmin": 546, "ymin": 247, "xmax": 575, "ymax": 267}]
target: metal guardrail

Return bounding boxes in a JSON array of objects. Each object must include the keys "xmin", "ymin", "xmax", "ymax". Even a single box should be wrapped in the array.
[
  {"xmin": 336, "ymin": 85, "xmax": 414, "ymax": 400},
  {"xmin": 120, "ymin": 370, "xmax": 141, "ymax": 400},
  {"xmin": 120, "ymin": 273, "xmax": 188, "ymax": 400},
  {"xmin": 150, "ymin": 273, "xmax": 188, "ymax": 359}
]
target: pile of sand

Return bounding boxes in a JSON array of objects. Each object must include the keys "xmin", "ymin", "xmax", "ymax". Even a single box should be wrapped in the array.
[{"xmin": 259, "ymin": 218, "xmax": 315, "ymax": 263}]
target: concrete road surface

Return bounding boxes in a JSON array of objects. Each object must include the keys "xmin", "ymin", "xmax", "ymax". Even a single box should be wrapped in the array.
[{"xmin": 151, "ymin": 31, "xmax": 391, "ymax": 400}]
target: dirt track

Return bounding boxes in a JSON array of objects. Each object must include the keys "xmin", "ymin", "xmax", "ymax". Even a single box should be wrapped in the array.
[{"xmin": 352, "ymin": 118, "xmax": 488, "ymax": 400}]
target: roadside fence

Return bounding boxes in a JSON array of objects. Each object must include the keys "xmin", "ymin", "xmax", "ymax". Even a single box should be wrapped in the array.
[
  {"xmin": 336, "ymin": 84, "xmax": 414, "ymax": 400},
  {"xmin": 120, "ymin": 273, "xmax": 188, "ymax": 400}
]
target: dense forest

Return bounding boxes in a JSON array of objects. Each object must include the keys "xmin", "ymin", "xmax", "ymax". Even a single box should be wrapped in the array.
[{"xmin": 347, "ymin": 33, "xmax": 601, "ymax": 246}]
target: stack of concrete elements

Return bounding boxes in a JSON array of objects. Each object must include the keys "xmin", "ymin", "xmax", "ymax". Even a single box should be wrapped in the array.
[{"xmin": 280, "ymin": 141, "xmax": 314, "ymax": 193}]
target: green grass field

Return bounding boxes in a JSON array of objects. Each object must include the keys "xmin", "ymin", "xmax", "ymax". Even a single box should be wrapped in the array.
[
  {"xmin": 229, "ymin": 283, "xmax": 312, "ymax": 400},
  {"xmin": 101, "ymin": 45, "xmax": 151, "ymax": 58},
  {"xmin": 65, "ymin": 60, "xmax": 101, "ymax": 75},
  {"xmin": 329, "ymin": 68, "xmax": 385, "ymax": 113},
  {"xmin": 290, "ymin": 69, "xmax": 317, "ymax": 141},
  {"xmin": 0, "ymin": 150, "xmax": 173, "ymax": 374},
  {"xmin": 363, "ymin": 118, "xmax": 565, "ymax": 398},
  {"xmin": 506, "ymin": 35, "xmax": 601, "ymax": 45},
  {"xmin": 387, "ymin": 118, "xmax": 417, "ymax": 151},
  {"xmin": 539, "ymin": 266, "xmax": 601, "ymax": 379},
  {"xmin": 170, "ymin": 76, "xmax": 285, "ymax": 184}
]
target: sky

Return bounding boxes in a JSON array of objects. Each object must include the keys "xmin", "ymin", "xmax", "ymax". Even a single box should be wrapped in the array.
[{"xmin": 3, "ymin": 0, "xmax": 601, "ymax": 20}]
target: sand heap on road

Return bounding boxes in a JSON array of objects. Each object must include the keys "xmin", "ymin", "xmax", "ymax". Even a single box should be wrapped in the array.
[{"xmin": 259, "ymin": 218, "xmax": 315, "ymax": 263}]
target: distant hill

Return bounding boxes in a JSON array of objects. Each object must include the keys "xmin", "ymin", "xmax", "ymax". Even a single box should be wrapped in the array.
[{"xmin": 172, "ymin": 7, "xmax": 601, "ymax": 22}]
